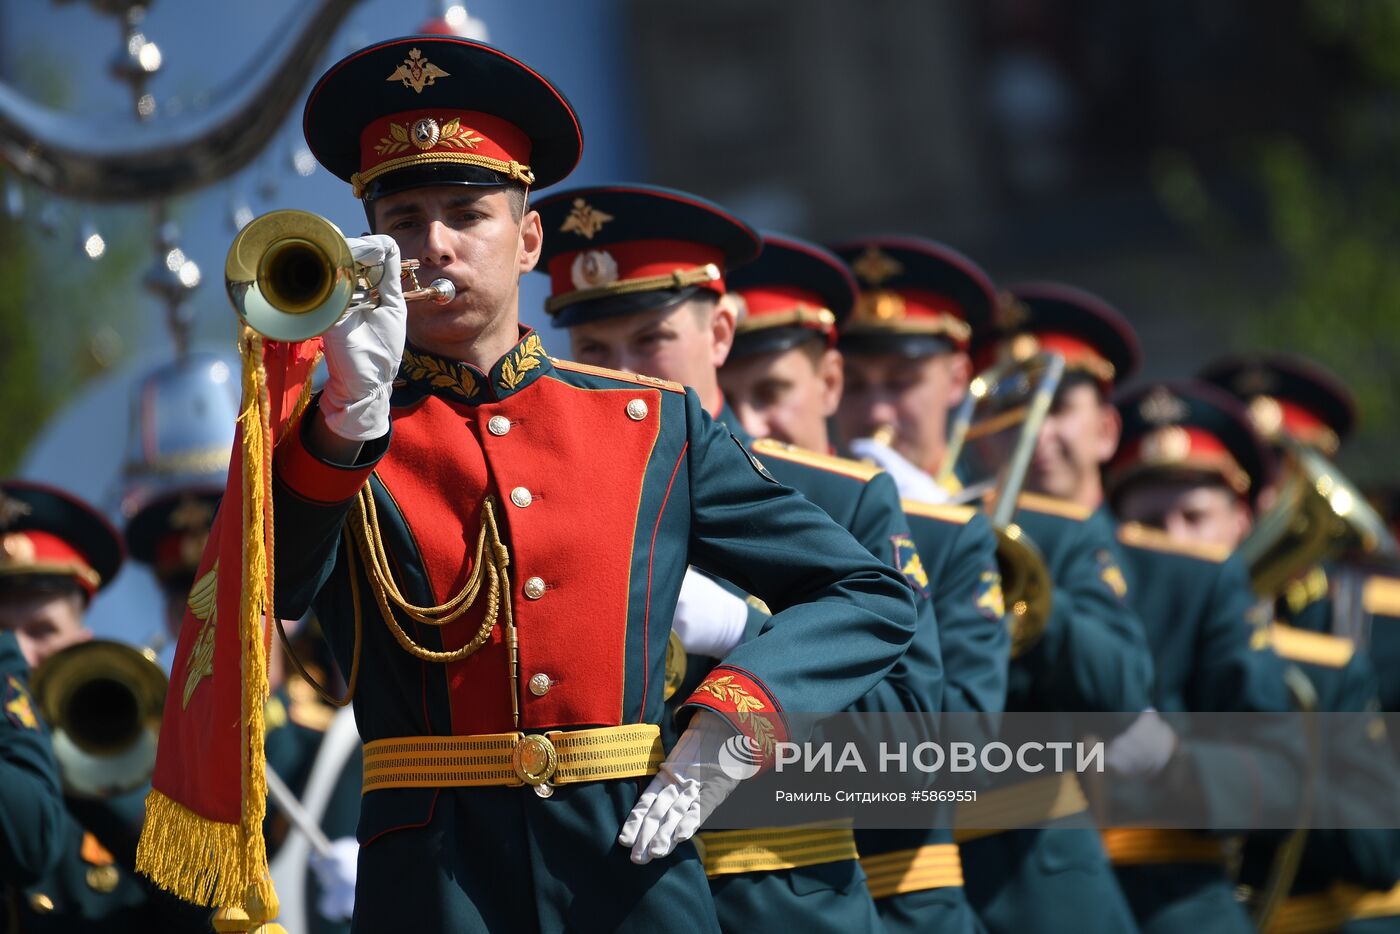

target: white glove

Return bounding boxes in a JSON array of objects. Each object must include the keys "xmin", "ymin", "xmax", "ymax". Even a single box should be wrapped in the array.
[
  {"xmin": 672, "ymin": 569, "xmax": 749, "ymax": 658},
  {"xmin": 309, "ymin": 836, "xmax": 359, "ymax": 921},
  {"xmin": 319, "ymin": 236, "xmax": 407, "ymax": 441},
  {"xmin": 848, "ymin": 438, "xmax": 948, "ymax": 504},
  {"xmin": 1105, "ymin": 709, "xmax": 1178, "ymax": 778},
  {"xmin": 618, "ymin": 709, "xmax": 744, "ymax": 864}
]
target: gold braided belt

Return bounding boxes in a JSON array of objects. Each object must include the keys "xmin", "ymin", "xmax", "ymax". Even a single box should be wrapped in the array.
[
  {"xmin": 953, "ymin": 772, "xmax": 1089, "ymax": 843},
  {"xmin": 696, "ymin": 821, "xmax": 858, "ymax": 877},
  {"xmin": 1101, "ymin": 829, "xmax": 1226, "ymax": 866},
  {"xmin": 860, "ymin": 844, "xmax": 965, "ymax": 899},
  {"xmin": 1267, "ymin": 881, "xmax": 1400, "ymax": 934},
  {"xmin": 362, "ymin": 724, "xmax": 664, "ymax": 791}
]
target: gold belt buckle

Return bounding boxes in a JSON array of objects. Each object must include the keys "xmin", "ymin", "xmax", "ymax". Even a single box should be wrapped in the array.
[{"xmin": 512, "ymin": 733, "xmax": 559, "ymax": 786}]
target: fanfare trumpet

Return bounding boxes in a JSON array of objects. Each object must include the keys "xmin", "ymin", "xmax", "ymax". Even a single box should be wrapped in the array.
[{"xmin": 226, "ymin": 209, "xmax": 456, "ymax": 342}]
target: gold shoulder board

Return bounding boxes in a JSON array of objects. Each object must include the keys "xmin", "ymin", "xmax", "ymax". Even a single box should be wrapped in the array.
[
  {"xmin": 1116, "ymin": 522, "xmax": 1231, "ymax": 563},
  {"xmin": 1267, "ymin": 623, "xmax": 1355, "ymax": 669},
  {"xmin": 749, "ymin": 439, "xmax": 883, "ymax": 482},
  {"xmin": 1016, "ymin": 491, "xmax": 1093, "ymax": 521},
  {"xmin": 549, "ymin": 357, "xmax": 686, "ymax": 393},
  {"xmin": 902, "ymin": 500, "xmax": 976, "ymax": 525}
]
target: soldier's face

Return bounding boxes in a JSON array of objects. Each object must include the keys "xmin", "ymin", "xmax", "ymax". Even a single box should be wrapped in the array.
[
  {"xmin": 1029, "ymin": 383, "xmax": 1120, "ymax": 503},
  {"xmin": 566, "ymin": 295, "xmax": 736, "ymax": 395},
  {"xmin": 836, "ymin": 351, "xmax": 969, "ymax": 472},
  {"xmin": 1116, "ymin": 479, "xmax": 1253, "ymax": 550},
  {"xmin": 719, "ymin": 344, "xmax": 842, "ymax": 453},
  {"xmin": 0, "ymin": 589, "xmax": 92, "ymax": 668},
  {"xmin": 372, "ymin": 185, "xmax": 542, "ymax": 347}
]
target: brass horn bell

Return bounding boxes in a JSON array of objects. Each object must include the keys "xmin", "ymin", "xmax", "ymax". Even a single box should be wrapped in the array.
[
  {"xmin": 225, "ymin": 209, "xmax": 455, "ymax": 342},
  {"xmin": 1240, "ymin": 438, "xmax": 1398, "ymax": 599},
  {"xmin": 30, "ymin": 640, "xmax": 167, "ymax": 798}
]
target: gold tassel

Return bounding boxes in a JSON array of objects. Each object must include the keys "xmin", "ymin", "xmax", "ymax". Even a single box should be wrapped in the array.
[{"xmin": 236, "ymin": 326, "xmax": 277, "ymax": 912}]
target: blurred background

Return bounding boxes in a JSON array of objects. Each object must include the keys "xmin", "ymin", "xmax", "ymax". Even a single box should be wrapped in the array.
[{"xmin": 2, "ymin": 0, "xmax": 1398, "ymax": 642}]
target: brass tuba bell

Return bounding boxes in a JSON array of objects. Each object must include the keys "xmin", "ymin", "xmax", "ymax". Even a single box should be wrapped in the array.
[
  {"xmin": 1239, "ymin": 438, "xmax": 1398, "ymax": 599},
  {"xmin": 225, "ymin": 209, "xmax": 456, "ymax": 342},
  {"xmin": 30, "ymin": 640, "xmax": 168, "ymax": 798}
]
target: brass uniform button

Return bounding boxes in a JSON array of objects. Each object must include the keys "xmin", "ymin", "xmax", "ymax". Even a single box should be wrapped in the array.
[
  {"xmin": 524, "ymin": 576, "xmax": 546, "ymax": 600},
  {"xmin": 510, "ymin": 487, "xmax": 533, "ymax": 508},
  {"xmin": 86, "ymin": 864, "xmax": 120, "ymax": 894},
  {"xmin": 529, "ymin": 673, "xmax": 553, "ymax": 696},
  {"xmin": 28, "ymin": 893, "xmax": 54, "ymax": 914},
  {"xmin": 488, "ymin": 415, "xmax": 511, "ymax": 436},
  {"xmin": 626, "ymin": 399, "xmax": 649, "ymax": 421}
]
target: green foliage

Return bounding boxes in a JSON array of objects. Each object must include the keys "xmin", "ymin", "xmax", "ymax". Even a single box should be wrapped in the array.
[
  {"xmin": 0, "ymin": 207, "xmax": 51, "ymax": 474},
  {"xmin": 0, "ymin": 171, "xmax": 148, "ymax": 474},
  {"xmin": 1155, "ymin": 1, "xmax": 1400, "ymax": 479}
]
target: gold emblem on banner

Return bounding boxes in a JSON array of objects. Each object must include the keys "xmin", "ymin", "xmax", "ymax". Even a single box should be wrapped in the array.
[{"xmin": 181, "ymin": 562, "xmax": 218, "ymax": 709}]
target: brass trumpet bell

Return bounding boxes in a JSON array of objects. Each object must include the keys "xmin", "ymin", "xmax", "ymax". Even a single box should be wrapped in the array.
[
  {"xmin": 225, "ymin": 209, "xmax": 456, "ymax": 342},
  {"xmin": 226, "ymin": 210, "xmax": 359, "ymax": 342},
  {"xmin": 30, "ymin": 640, "xmax": 167, "ymax": 798}
]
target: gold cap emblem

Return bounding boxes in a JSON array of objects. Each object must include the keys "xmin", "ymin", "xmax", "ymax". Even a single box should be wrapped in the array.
[
  {"xmin": 1234, "ymin": 366, "xmax": 1277, "ymax": 397},
  {"xmin": 0, "ymin": 493, "xmax": 32, "ymax": 530},
  {"xmin": 385, "ymin": 48, "xmax": 450, "ymax": 94},
  {"xmin": 1138, "ymin": 386, "xmax": 1188, "ymax": 425},
  {"xmin": 995, "ymin": 292, "xmax": 1032, "ymax": 331},
  {"xmin": 850, "ymin": 247, "xmax": 902, "ymax": 287},
  {"xmin": 560, "ymin": 198, "xmax": 614, "ymax": 240}
]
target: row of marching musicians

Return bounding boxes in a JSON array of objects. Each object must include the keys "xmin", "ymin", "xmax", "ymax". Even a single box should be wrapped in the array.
[
  {"xmin": 4, "ymin": 230, "xmax": 1398, "ymax": 934},
  {"xmin": 2, "ymin": 34, "xmax": 1399, "ymax": 934}
]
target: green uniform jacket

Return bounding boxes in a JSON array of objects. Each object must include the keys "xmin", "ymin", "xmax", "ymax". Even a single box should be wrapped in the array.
[
  {"xmin": 856, "ymin": 501, "xmax": 1008, "ymax": 934},
  {"xmin": 1109, "ymin": 523, "xmax": 1296, "ymax": 934},
  {"xmin": 1006, "ymin": 499, "xmax": 1153, "ymax": 713},
  {"xmin": 0, "ymin": 631, "xmax": 63, "ymax": 887},
  {"xmin": 696, "ymin": 411, "xmax": 943, "ymax": 934},
  {"xmin": 3, "ymin": 629, "xmax": 208, "ymax": 933},
  {"xmin": 269, "ymin": 337, "xmax": 918, "ymax": 933},
  {"xmin": 1241, "ymin": 592, "xmax": 1400, "ymax": 906},
  {"xmin": 962, "ymin": 497, "xmax": 1149, "ymax": 934}
]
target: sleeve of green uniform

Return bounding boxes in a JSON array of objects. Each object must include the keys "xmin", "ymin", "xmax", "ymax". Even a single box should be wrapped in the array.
[
  {"xmin": 0, "ymin": 634, "xmax": 65, "ymax": 885},
  {"xmin": 1013, "ymin": 510, "xmax": 1154, "ymax": 712},
  {"xmin": 1309, "ymin": 652, "xmax": 1400, "ymax": 888},
  {"xmin": 678, "ymin": 392, "xmax": 917, "ymax": 741},
  {"xmin": 936, "ymin": 512, "xmax": 1010, "ymax": 715},
  {"xmin": 843, "ymin": 471, "xmax": 944, "ymax": 717},
  {"xmin": 271, "ymin": 395, "xmax": 392, "ymax": 620},
  {"xmin": 1166, "ymin": 556, "xmax": 1304, "ymax": 827}
]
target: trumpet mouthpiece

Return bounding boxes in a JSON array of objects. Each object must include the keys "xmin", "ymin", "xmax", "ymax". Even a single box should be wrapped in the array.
[{"xmin": 426, "ymin": 278, "xmax": 456, "ymax": 305}]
